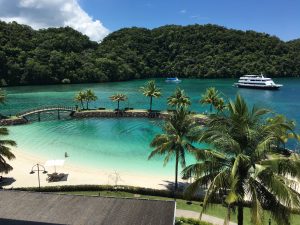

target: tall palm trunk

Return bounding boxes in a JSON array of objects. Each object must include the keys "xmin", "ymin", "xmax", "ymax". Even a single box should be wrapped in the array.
[
  {"xmin": 80, "ymin": 100, "xmax": 84, "ymax": 109},
  {"xmin": 210, "ymin": 103, "xmax": 213, "ymax": 113},
  {"xmin": 224, "ymin": 205, "xmax": 231, "ymax": 225},
  {"xmin": 86, "ymin": 101, "xmax": 89, "ymax": 110},
  {"xmin": 149, "ymin": 96, "xmax": 153, "ymax": 111},
  {"xmin": 117, "ymin": 100, "xmax": 120, "ymax": 111},
  {"xmin": 175, "ymin": 150, "xmax": 179, "ymax": 192},
  {"xmin": 237, "ymin": 203, "xmax": 244, "ymax": 225}
]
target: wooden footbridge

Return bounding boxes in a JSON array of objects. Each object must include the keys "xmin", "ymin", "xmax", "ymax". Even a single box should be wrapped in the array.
[{"xmin": 17, "ymin": 106, "xmax": 76, "ymax": 121}]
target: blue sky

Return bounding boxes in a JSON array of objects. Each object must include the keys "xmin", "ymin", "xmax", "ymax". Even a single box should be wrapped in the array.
[
  {"xmin": 0, "ymin": 0, "xmax": 298, "ymax": 41},
  {"xmin": 80, "ymin": 0, "xmax": 300, "ymax": 41}
]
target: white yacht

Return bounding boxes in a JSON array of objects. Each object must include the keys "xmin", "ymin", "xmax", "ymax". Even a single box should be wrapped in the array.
[{"xmin": 234, "ymin": 75, "xmax": 282, "ymax": 90}]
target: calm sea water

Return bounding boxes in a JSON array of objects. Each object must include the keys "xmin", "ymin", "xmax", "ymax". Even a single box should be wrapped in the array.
[{"xmin": 2, "ymin": 78, "xmax": 300, "ymax": 176}]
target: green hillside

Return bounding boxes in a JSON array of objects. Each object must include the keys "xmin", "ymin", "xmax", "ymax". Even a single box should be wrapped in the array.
[{"xmin": 0, "ymin": 21, "xmax": 299, "ymax": 86}]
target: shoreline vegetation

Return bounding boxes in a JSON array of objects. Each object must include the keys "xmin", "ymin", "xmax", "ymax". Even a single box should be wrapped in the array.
[{"xmin": 0, "ymin": 21, "xmax": 300, "ymax": 87}]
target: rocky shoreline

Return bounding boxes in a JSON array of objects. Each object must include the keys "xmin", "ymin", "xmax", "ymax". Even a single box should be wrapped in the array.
[
  {"xmin": 0, "ymin": 109, "xmax": 207, "ymax": 126},
  {"xmin": 0, "ymin": 117, "xmax": 28, "ymax": 126},
  {"xmin": 72, "ymin": 109, "xmax": 166, "ymax": 119}
]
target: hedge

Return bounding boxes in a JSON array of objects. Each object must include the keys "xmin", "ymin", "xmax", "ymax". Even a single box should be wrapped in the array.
[
  {"xmin": 175, "ymin": 218, "xmax": 213, "ymax": 225},
  {"xmin": 14, "ymin": 184, "xmax": 189, "ymax": 199}
]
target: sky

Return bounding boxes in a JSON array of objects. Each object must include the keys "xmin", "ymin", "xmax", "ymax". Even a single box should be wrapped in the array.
[{"xmin": 0, "ymin": 0, "xmax": 299, "ymax": 42}]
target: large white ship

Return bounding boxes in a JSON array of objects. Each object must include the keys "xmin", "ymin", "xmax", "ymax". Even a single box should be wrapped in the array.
[{"xmin": 234, "ymin": 75, "xmax": 282, "ymax": 90}]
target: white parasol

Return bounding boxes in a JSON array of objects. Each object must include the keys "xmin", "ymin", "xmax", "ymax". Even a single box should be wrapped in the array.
[{"xmin": 45, "ymin": 159, "xmax": 65, "ymax": 173}]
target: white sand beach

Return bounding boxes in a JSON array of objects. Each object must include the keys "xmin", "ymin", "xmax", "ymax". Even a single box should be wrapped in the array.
[{"xmin": 4, "ymin": 147, "xmax": 176, "ymax": 190}]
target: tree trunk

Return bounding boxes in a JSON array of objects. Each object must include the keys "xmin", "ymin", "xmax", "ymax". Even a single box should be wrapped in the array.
[
  {"xmin": 237, "ymin": 203, "xmax": 243, "ymax": 225},
  {"xmin": 210, "ymin": 104, "xmax": 213, "ymax": 113},
  {"xmin": 175, "ymin": 150, "xmax": 179, "ymax": 192},
  {"xmin": 150, "ymin": 96, "xmax": 153, "ymax": 111},
  {"xmin": 117, "ymin": 101, "xmax": 120, "ymax": 111},
  {"xmin": 224, "ymin": 205, "xmax": 231, "ymax": 225},
  {"xmin": 86, "ymin": 101, "xmax": 89, "ymax": 110},
  {"xmin": 80, "ymin": 100, "xmax": 84, "ymax": 109}
]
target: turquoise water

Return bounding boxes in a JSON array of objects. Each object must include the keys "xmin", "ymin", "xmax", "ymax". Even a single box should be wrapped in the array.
[
  {"xmin": 8, "ymin": 118, "xmax": 179, "ymax": 176},
  {"xmin": 2, "ymin": 78, "xmax": 300, "ymax": 176}
]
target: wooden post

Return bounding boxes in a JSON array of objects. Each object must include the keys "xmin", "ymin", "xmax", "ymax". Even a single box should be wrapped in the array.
[
  {"xmin": 38, "ymin": 112, "xmax": 41, "ymax": 122},
  {"xmin": 58, "ymin": 110, "xmax": 60, "ymax": 120}
]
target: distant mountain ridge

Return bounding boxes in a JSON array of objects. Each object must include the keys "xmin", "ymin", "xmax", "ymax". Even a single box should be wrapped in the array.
[{"xmin": 0, "ymin": 21, "xmax": 299, "ymax": 86}]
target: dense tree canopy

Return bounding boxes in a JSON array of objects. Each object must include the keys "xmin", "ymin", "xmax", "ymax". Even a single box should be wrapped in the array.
[{"xmin": 0, "ymin": 21, "xmax": 299, "ymax": 86}]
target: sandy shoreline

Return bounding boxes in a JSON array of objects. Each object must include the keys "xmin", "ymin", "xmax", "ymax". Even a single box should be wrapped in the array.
[{"xmin": 3, "ymin": 147, "xmax": 176, "ymax": 190}]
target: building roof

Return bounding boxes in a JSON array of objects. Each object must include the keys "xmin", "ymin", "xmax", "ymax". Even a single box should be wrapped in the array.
[{"xmin": 0, "ymin": 191, "xmax": 175, "ymax": 225}]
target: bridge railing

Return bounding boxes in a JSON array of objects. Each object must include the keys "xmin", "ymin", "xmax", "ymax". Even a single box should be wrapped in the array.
[{"xmin": 17, "ymin": 105, "xmax": 76, "ymax": 117}]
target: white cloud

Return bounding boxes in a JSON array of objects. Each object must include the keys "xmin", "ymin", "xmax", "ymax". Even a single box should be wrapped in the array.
[
  {"xmin": 180, "ymin": 9, "xmax": 187, "ymax": 14},
  {"xmin": 0, "ymin": 0, "xmax": 109, "ymax": 42}
]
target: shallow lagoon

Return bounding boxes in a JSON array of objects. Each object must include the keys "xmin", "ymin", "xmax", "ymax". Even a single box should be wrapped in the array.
[{"xmin": 3, "ymin": 78, "xmax": 300, "ymax": 176}]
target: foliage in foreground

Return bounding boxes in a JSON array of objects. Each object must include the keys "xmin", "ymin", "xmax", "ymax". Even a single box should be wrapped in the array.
[
  {"xmin": 0, "ymin": 92, "xmax": 16, "ymax": 173},
  {"xmin": 176, "ymin": 218, "xmax": 212, "ymax": 225},
  {"xmin": 183, "ymin": 95, "xmax": 300, "ymax": 225},
  {"xmin": 167, "ymin": 87, "xmax": 191, "ymax": 109},
  {"xmin": 1, "ymin": 21, "xmax": 300, "ymax": 86},
  {"xmin": 149, "ymin": 108, "xmax": 200, "ymax": 192}
]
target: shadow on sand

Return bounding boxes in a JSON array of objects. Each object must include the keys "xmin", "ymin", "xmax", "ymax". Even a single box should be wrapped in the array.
[{"xmin": 0, "ymin": 177, "xmax": 16, "ymax": 188}]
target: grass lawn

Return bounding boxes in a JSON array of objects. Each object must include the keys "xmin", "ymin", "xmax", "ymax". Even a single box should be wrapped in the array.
[{"xmin": 60, "ymin": 191, "xmax": 300, "ymax": 225}]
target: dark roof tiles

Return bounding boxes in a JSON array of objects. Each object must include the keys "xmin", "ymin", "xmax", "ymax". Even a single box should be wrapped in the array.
[{"xmin": 0, "ymin": 191, "xmax": 175, "ymax": 225}]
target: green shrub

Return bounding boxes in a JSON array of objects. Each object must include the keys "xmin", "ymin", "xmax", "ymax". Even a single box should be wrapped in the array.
[
  {"xmin": 175, "ymin": 217, "xmax": 212, "ymax": 225},
  {"xmin": 15, "ymin": 185, "xmax": 183, "ymax": 198}
]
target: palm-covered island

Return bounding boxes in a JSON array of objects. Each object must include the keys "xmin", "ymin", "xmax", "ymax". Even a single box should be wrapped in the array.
[{"xmin": 0, "ymin": 21, "xmax": 300, "ymax": 86}]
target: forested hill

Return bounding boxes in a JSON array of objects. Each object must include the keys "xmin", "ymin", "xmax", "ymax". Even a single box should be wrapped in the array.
[{"xmin": 0, "ymin": 21, "xmax": 299, "ymax": 86}]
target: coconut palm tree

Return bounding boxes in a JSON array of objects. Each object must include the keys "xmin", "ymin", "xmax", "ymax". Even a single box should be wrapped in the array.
[
  {"xmin": 149, "ymin": 108, "xmax": 201, "ymax": 192},
  {"xmin": 85, "ymin": 89, "xmax": 98, "ymax": 110},
  {"xmin": 0, "ymin": 88, "xmax": 6, "ymax": 104},
  {"xmin": 140, "ymin": 80, "xmax": 161, "ymax": 111},
  {"xmin": 110, "ymin": 93, "xmax": 127, "ymax": 111},
  {"xmin": 182, "ymin": 95, "xmax": 300, "ymax": 225},
  {"xmin": 200, "ymin": 87, "xmax": 220, "ymax": 113},
  {"xmin": 0, "ymin": 88, "xmax": 15, "ymax": 173},
  {"xmin": 167, "ymin": 88, "xmax": 191, "ymax": 109},
  {"xmin": 214, "ymin": 97, "xmax": 226, "ymax": 113},
  {"xmin": 0, "ymin": 127, "xmax": 16, "ymax": 174},
  {"xmin": 74, "ymin": 90, "xmax": 86, "ymax": 109},
  {"xmin": 267, "ymin": 114, "xmax": 300, "ymax": 148}
]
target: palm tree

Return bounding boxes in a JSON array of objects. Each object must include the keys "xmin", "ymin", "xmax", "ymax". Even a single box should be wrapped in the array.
[
  {"xmin": 149, "ymin": 108, "xmax": 200, "ymax": 192},
  {"xmin": 74, "ymin": 90, "xmax": 86, "ymax": 109},
  {"xmin": 0, "ymin": 127, "xmax": 16, "ymax": 174},
  {"xmin": 200, "ymin": 87, "xmax": 220, "ymax": 113},
  {"xmin": 110, "ymin": 93, "xmax": 127, "ymax": 111},
  {"xmin": 167, "ymin": 88, "xmax": 191, "ymax": 109},
  {"xmin": 85, "ymin": 89, "xmax": 98, "ymax": 110},
  {"xmin": 267, "ymin": 114, "xmax": 300, "ymax": 148},
  {"xmin": 182, "ymin": 95, "xmax": 300, "ymax": 225},
  {"xmin": 0, "ymin": 88, "xmax": 6, "ymax": 104},
  {"xmin": 214, "ymin": 97, "xmax": 226, "ymax": 113},
  {"xmin": 0, "ymin": 88, "xmax": 15, "ymax": 173},
  {"xmin": 140, "ymin": 80, "xmax": 161, "ymax": 111}
]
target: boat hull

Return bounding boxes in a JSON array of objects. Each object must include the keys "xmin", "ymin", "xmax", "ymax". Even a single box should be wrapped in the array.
[
  {"xmin": 165, "ymin": 80, "xmax": 181, "ymax": 83},
  {"xmin": 234, "ymin": 84, "xmax": 281, "ymax": 90}
]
